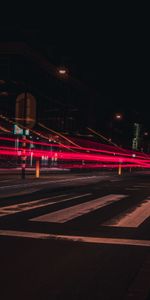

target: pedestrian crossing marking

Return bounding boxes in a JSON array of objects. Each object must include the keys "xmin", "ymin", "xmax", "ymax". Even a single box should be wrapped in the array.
[
  {"xmin": 0, "ymin": 193, "xmax": 91, "ymax": 217},
  {"xmin": 31, "ymin": 194, "xmax": 127, "ymax": 223},
  {"xmin": 103, "ymin": 197, "xmax": 150, "ymax": 227}
]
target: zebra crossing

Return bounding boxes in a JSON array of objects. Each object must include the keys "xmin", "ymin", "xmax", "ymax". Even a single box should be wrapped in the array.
[
  {"xmin": 0, "ymin": 193, "xmax": 91, "ymax": 217},
  {"xmin": 103, "ymin": 197, "xmax": 150, "ymax": 228},
  {"xmin": 0, "ymin": 191, "xmax": 149, "ymax": 230},
  {"xmin": 30, "ymin": 194, "xmax": 126, "ymax": 223}
]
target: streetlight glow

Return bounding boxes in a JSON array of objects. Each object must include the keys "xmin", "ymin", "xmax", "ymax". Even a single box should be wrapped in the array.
[
  {"xmin": 58, "ymin": 69, "xmax": 67, "ymax": 74},
  {"xmin": 57, "ymin": 66, "xmax": 68, "ymax": 78},
  {"xmin": 114, "ymin": 113, "xmax": 123, "ymax": 120}
]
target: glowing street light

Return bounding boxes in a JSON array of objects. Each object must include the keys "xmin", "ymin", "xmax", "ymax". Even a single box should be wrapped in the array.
[
  {"xmin": 57, "ymin": 66, "xmax": 68, "ymax": 78},
  {"xmin": 58, "ymin": 68, "xmax": 67, "ymax": 75},
  {"xmin": 114, "ymin": 113, "xmax": 123, "ymax": 120}
]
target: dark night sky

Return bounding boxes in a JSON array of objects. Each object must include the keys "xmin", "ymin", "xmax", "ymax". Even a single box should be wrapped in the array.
[{"xmin": 0, "ymin": 4, "xmax": 149, "ymax": 132}]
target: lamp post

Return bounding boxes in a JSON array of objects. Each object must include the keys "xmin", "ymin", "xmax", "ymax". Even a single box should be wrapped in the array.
[
  {"xmin": 16, "ymin": 91, "xmax": 36, "ymax": 179},
  {"xmin": 114, "ymin": 113, "xmax": 123, "ymax": 120},
  {"xmin": 58, "ymin": 69, "xmax": 67, "ymax": 75},
  {"xmin": 57, "ymin": 66, "xmax": 69, "ymax": 131},
  {"xmin": 57, "ymin": 66, "xmax": 68, "ymax": 78},
  {"xmin": 110, "ymin": 112, "xmax": 123, "ymax": 143}
]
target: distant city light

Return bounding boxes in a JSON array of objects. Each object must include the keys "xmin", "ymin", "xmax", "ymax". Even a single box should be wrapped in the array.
[
  {"xmin": 115, "ymin": 113, "xmax": 122, "ymax": 120},
  {"xmin": 57, "ymin": 66, "xmax": 68, "ymax": 77},
  {"xmin": 58, "ymin": 69, "xmax": 67, "ymax": 74}
]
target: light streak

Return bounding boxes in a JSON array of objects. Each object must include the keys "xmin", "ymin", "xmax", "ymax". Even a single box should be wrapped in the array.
[
  {"xmin": 0, "ymin": 135, "xmax": 149, "ymax": 161},
  {"xmin": 1, "ymin": 145, "xmax": 150, "ymax": 169},
  {"xmin": 38, "ymin": 122, "xmax": 82, "ymax": 148},
  {"xmin": 87, "ymin": 127, "xmax": 127, "ymax": 153},
  {"xmin": 1, "ymin": 113, "xmax": 150, "ymax": 160},
  {"xmin": 1, "ymin": 114, "xmax": 150, "ymax": 170}
]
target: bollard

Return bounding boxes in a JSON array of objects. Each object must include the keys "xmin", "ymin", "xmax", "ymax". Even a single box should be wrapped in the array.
[
  {"xmin": 118, "ymin": 163, "xmax": 122, "ymax": 175},
  {"xmin": 36, "ymin": 159, "xmax": 40, "ymax": 178}
]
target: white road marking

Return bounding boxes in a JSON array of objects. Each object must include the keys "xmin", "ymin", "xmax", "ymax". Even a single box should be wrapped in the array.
[
  {"xmin": 109, "ymin": 179, "xmax": 120, "ymax": 182},
  {"xmin": 31, "ymin": 194, "xmax": 127, "ymax": 223},
  {"xmin": 0, "ymin": 193, "xmax": 91, "ymax": 217},
  {"xmin": 0, "ymin": 175, "xmax": 109, "ymax": 191},
  {"xmin": 0, "ymin": 230, "xmax": 150, "ymax": 247},
  {"xmin": 0, "ymin": 179, "xmax": 12, "ymax": 182},
  {"xmin": 0, "ymin": 188, "xmax": 42, "ymax": 198},
  {"xmin": 103, "ymin": 197, "xmax": 150, "ymax": 228},
  {"xmin": 125, "ymin": 188, "xmax": 139, "ymax": 191},
  {"xmin": 133, "ymin": 185, "xmax": 148, "ymax": 188}
]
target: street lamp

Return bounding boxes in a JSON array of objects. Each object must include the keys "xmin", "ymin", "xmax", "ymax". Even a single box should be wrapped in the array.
[
  {"xmin": 108, "ymin": 112, "xmax": 124, "ymax": 146},
  {"xmin": 56, "ymin": 65, "xmax": 70, "ymax": 132},
  {"xmin": 57, "ymin": 66, "xmax": 68, "ymax": 78},
  {"xmin": 114, "ymin": 113, "xmax": 123, "ymax": 120},
  {"xmin": 58, "ymin": 69, "xmax": 67, "ymax": 75}
]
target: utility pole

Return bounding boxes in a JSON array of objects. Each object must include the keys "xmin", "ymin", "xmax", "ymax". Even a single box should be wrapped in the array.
[
  {"xmin": 16, "ymin": 91, "xmax": 36, "ymax": 179},
  {"xmin": 21, "ymin": 91, "xmax": 27, "ymax": 179}
]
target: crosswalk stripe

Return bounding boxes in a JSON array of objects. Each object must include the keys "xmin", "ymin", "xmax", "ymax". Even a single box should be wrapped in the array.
[
  {"xmin": 0, "ymin": 193, "xmax": 91, "ymax": 217},
  {"xmin": 0, "ymin": 230, "xmax": 149, "ymax": 247},
  {"xmin": 31, "ymin": 194, "xmax": 127, "ymax": 223},
  {"xmin": 0, "ymin": 195, "xmax": 63, "ymax": 217},
  {"xmin": 103, "ymin": 197, "xmax": 150, "ymax": 228}
]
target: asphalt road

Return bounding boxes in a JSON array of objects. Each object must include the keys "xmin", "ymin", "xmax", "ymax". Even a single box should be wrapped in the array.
[{"xmin": 0, "ymin": 170, "xmax": 150, "ymax": 300}]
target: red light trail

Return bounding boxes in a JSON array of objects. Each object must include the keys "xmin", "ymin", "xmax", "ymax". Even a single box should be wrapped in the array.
[
  {"xmin": 0, "ymin": 143, "xmax": 150, "ymax": 169},
  {"xmin": 0, "ymin": 113, "xmax": 150, "ymax": 170},
  {"xmin": 0, "ymin": 136, "xmax": 149, "ymax": 160}
]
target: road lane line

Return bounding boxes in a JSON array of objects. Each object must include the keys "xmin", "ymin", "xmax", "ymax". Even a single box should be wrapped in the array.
[
  {"xmin": 103, "ymin": 197, "xmax": 150, "ymax": 227},
  {"xmin": 0, "ymin": 230, "xmax": 150, "ymax": 247},
  {"xmin": 125, "ymin": 188, "xmax": 139, "ymax": 190},
  {"xmin": 133, "ymin": 185, "xmax": 149, "ymax": 188},
  {"xmin": 109, "ymin": 179, "xmax": 121, "ymax": 182},
  {"xmin": 31, "ymin": 194, "xmax": 127, "ymax": 223},
  {"xmin": 0, "ymin": 175, "xmax": 109, "ymax": 191},
  {"xmin": 0, "ymin": 188, "xmax": 42, "ymax": 198},
  {"xmin": 0, "ymin": 179, "xmax": 12, "ymax": 182},
  {"xmin": 0, "ymin": 193, "xmax": 91, "ymax": 217}
]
